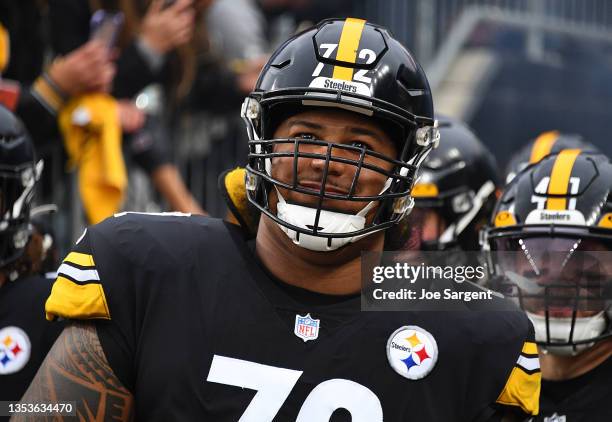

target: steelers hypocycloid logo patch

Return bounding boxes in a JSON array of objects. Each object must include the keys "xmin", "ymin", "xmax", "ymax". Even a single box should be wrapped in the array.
[
  {"xmin": 387, "ymin": 326, "xmax": 438, "ymax": 380},
  {"xmin": 0, "ymin": 326, "xmax": 31, "ymax": 375}
]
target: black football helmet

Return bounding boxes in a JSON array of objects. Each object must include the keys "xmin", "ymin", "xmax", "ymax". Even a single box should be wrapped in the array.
[
  {"xmin": 504, "ymin": 131, "xmax": 600, "ymax": 184},
  {"xmin": 484, "ymin": 150, "xmax": 612, "ymax": 355},
  {"xmin": 241, "ymin": 18, "xmax": 438, "ymax": 251},
  {"xmin": 0, "ymin": 106, "xmax": 40, "ymax": 271},
  {"xmin": 406, "ymin": 115, "xmax": 499, "ymax": 251}
]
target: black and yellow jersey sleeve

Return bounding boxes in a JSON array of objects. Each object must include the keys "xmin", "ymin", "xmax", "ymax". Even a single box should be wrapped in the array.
[
  {"xmin": 495, "ymin": 337, "xmax": 541, "ymax": 416},
  {"xmin": 45, "ymin": 229, "xmax": 111, "ymax": 321},
  {"xmin": 462, "ymin": 307, "xmax": 542, "ymax": 420},
  {"xmin": 44, "ymin": 212, "xmax": 232, "ymax": 392}
]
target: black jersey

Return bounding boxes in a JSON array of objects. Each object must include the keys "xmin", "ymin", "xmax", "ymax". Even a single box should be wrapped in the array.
[
  {"xmin": 529, "ymin": 356, "xmax": 612, "ymax": 422},
  {"xmin": 46, "ymin": 213, "xmax": 541, "ymax": 421},
  {"xmin": 0, "ymin": 274, "xmax": 63, "ymax": 406}
]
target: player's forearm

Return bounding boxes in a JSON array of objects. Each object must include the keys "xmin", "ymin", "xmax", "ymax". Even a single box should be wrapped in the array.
[{"xmin": 12, "ymin": 323, "xmax": 133, "ymax": 422}]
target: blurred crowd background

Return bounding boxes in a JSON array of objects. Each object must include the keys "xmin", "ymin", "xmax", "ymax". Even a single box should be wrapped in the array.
[{"xmin": 1, "ymin": 0, "xmax": 611, "ymax": 255}]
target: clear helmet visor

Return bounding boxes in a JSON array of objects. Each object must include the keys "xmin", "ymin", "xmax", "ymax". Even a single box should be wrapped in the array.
[{"xmin": 490, "ymin": 236, "xmax": 612, "ymax": 353}]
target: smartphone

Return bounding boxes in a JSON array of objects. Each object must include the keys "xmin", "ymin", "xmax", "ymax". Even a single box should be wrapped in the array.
[{"xmin": 90, "ymin": 10, "xmax": 124, "ymax": 49}]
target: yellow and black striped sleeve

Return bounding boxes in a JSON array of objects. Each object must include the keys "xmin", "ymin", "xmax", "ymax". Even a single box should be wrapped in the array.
[
  {"xmin": 495, "ymin": 340, "xmax": 541, "ymax": 416},
  {"xmin": 45, "ymin": 229, "xmax": 111, "ymax": 321}
]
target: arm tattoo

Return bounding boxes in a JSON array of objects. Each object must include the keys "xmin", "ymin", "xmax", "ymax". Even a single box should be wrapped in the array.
[{"xmin": 12, "ymin": 323, "xmax": 133, "ymax": 422}]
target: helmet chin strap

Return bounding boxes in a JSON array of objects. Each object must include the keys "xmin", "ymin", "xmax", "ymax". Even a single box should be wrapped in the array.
[
  {"xmin": 274, "ymin": 176, "xmax": 394, "ymax": 252},
  {"xmin": 527, "ymin": 311, "xmax": 607, "ymax": 356},
  {"xmin": 275, "ymin": 189, "xmax": 380, "ymax": 252}
]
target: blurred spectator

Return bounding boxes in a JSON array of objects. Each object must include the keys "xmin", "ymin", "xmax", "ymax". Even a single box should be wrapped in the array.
[
  {"xmin": 0, "ymin": 0, "xmax": 120, "ymax": 248},
  {"xmin": 50, "ymin": 0, "xmax": 201, "ymax": 106},
  {"xmin": 49, "ymin": 0, "xmax": 207, "ymax": 216},
  {"xmin": 206, "ymin": 0, "xmax": 353, "ymax": 62},
  {"xmin": 0, "ymin": 1, "xmax": 115, "ymax": 144}
]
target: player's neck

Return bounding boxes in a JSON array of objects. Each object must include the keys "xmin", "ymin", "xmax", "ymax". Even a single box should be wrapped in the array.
[
  {"xmin": 539, "ymin": 338, "xmax": 612, "ymax": 381},
  {"xmin": 256, "ymin": 215, "xmax": 384, "ymax": 295}
]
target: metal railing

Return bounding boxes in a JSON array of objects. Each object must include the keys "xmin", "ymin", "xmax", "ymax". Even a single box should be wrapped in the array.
[{"xmin": 352, "ymin": 0, "xmax": 612, "ymax": 65}]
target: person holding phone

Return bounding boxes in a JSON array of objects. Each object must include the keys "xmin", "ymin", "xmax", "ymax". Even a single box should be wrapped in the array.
[{"xmin": 0, "ymin": 0, "xmax": 115, "ymax": 141}]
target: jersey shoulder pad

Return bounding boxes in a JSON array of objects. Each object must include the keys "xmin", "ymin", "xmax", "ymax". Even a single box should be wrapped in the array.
[{"xmin": 45, "ymin": 213, "xmax": 228, "ymax": 321}]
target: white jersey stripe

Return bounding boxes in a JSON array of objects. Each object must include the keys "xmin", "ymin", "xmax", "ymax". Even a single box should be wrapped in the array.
[
  {"xmin": 516, "ymin": 355, "xmax": 540, "ymax": 372},
  {"xmin": 58, "ymin": 263, "xmax": 100, "ymax": 282}
]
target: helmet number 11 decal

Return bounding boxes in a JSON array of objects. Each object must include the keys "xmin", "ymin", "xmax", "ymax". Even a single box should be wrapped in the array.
[
  {"xmin": 207, "ymin": 354, "xmax": 383, "ymax": 421},
  {"xmin": 531, "ymin": 176, "xmax": 580, "ymax": 210}
]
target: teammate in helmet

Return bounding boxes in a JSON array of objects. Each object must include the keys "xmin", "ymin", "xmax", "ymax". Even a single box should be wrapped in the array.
[
  {"xmin": 504, "ymin": 130, "xmax": 600, "ymax": 184},
  {"xmin": 483, "ymin": 150, "xmax": 612, "ymax": 421},
  {"xmin": 399, "ymin": 115, "xmax": 499, "ymax": 253},
  {"xmin": 27, "ymin": 19, "xmax": 538, "ymax": 421},
  {"xmin": 0, "ymin": 106, "xmax": 63, "ymax": 403}
]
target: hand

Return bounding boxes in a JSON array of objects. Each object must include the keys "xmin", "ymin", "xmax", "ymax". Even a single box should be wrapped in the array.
[
  {"xmin": 48, "ymin": 40, "xmax": 116, "ymax": 96},
  {"xmin": 117, "ymin": 100, "xmax": 146, "ymax": 134},
  {"xmin": 140, "ymin": 0, "xmax": 195, "ymax": 54}
]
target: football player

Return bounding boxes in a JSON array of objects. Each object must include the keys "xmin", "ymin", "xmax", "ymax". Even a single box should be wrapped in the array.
[
  {"xmin": 0, "ymin": 106, "xmax": 64, "ymax": 404},
  {"xmin": 504, "ymin": 131, "xmax": 600, "ymax": 184},
  {"xmin": 25, "ymin": 19, "xmax": 538, "ymax": 421},
  {"xmin": 394, "ymin": 115, "xmax": 500, "ymax": 253},
  {"xmin": 219, "ymin": 116, "xmax": 500, "ymax": 255},
  {"xmin": 483, "ymin": 150, "xmax": 612, "ymax": 420}
]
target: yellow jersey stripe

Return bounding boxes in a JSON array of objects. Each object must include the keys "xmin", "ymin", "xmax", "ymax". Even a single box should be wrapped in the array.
[
  {"xmin": 63, "ymin": 251, "xmax": 96, "ymax": 268},
  {"xmin": 31, "ymin": 76, "xmax": 65, "ymax": 113},
  {"xmin": 546, "ymin": 149, "xmax": 581, "ymax": 210},
  {"xmin": 332, "ymin": 18, "xmax": 366, "ymax": 81},
  {"xmin": 496, "ymin": 365, "xmax": 541, "ymax": 415},
  {"xmin": 45, "ymin": 276, "xmax": 110, "ymax": 321},
  {"xmin": 522, "ymin": 341, "xmax": 538, "ymax": 356},
  {"xmin": 529, "ymin": 131, "xmax": 559, "ymax": 164}
]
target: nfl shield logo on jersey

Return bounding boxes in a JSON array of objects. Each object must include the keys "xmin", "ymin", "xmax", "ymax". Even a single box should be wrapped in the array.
[{"xmin": 294, "ymin": 313, "xmax": 320, "ymax": 342}]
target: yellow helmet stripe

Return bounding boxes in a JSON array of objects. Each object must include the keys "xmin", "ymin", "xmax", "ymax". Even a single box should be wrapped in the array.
[
  {"xmin": 546, "ymin": 149, "xmax": 581, "ymax": 210},
  {"xmin": 529, "ymin": 131, "xmax": 559, "ymax": 164},
  {"xmin": 0, "ymin": 24, "xmax": 9, "ymax": 73},
  {"xmin": 332, "ymin": 18, "xmax": 366, "ymax": 81},
  {"xmin": 411, "ymin": 183, "xmax": 439, "ymax": 198}
]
